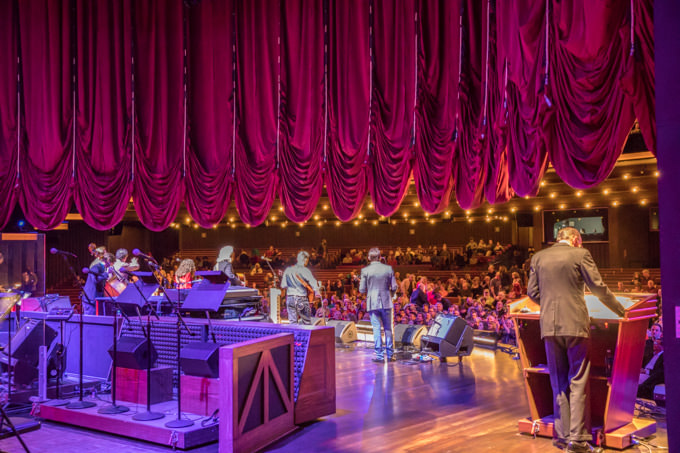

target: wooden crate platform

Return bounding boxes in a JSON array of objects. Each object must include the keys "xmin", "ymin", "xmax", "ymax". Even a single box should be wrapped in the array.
[{"xmin": 38, "ymin": 398, "xmax": 218, "ymax": 450}]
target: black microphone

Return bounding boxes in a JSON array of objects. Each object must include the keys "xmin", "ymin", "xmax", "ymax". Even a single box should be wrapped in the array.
[
  {"xmin": 132, "ymin": 249, "xmax": 157, "ymax": 263},
  {"xmin": 50, "ymin": 248, "xmax": 77, "ymax": 258}
]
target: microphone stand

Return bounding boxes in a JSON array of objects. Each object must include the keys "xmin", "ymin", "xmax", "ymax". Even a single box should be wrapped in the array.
[
  {"xmin": 97, "ymin": 284, "xmax": 130, "ymax": 415},
  {"xmin": 62, "ymin": 256, "xmax": 96, "ymax": 410},
  {"xmin": 127, "ymin": 260, "xmax": 164, "ymax": 421},
  {"xmin": 0, "ymin": 293, "xmax": 19, "ymax": 407},
  {"xmin": 149, "ymin": 263, "xmax": 195, "ymax": 428}
]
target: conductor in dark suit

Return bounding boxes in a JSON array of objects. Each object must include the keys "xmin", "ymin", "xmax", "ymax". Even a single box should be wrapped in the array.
[
  {"xmin": 528, "ymin": 227, "xmax": 625, "ymax": 453},
  {"xmin": 360, "ymin": 248, "xmax": 398, "ymax": 363}
]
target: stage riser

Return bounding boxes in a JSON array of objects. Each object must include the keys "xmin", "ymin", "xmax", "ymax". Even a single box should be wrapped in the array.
[
  {"xmin": 39, "ymin": 402, "xmax": 219, "ymax": 450},
  {"xmin": 121, "ymin": 319, "xmax": 312, "ymax": 401}
]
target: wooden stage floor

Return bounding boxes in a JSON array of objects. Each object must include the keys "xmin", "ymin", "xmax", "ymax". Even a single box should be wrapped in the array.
[{"xmin": 0, "ymin": 343, "xmax": 667, "ymax": 453}]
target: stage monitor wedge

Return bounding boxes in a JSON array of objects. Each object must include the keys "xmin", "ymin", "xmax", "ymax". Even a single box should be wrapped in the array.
[
  {"xmin": 180, "ymin": 341, "xmax": 220, "ymax": 378},
  {"xmin": 109, "ymin": 337, "xmax": 157, "ymax": 370},
  {"xmin": 327, "ymin": 320, "xmax": 357, "ymax": 344},
  {"xmin": 421, "ymin": 314, "xmax": 474, "ymax": 359}
]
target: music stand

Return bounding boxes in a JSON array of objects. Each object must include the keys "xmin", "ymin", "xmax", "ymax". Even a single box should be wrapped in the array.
[
  {"xmin": 117, "ymin": 273, "xmax": 164, "ymax": 421},
  {"xmin": 145, "ymin": 273, "xmax": 195, "ymax": 428},
  {"xmin": 183, "ymin": 272, "xmax": 230, "ymax": 343},
  {"xmin": 115, "ymin": 273, "xmax": 160, "ymax": 315},
  {"xmin": 182, "ymin": 272, "xmax": 231, "ymax": 313}
]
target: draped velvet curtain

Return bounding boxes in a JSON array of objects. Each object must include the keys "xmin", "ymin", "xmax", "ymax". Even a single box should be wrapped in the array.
[
  {"xmin": 369, "ymin": 0, "xmax": 416, "ymax": 217},
  {"xmin": 74, "ymin": 0, "xmax": 133, "ymax": 230},
  {"xmin": 543, "ymin": 0, "xmax": 636, "ymax": 189},
  {"xmin": 233, "ymin": 0, "xmax": 280, "ymax": 226},
  {"xmin": 18, "ymin": 0, "xmax": 73, "ymax": 230},
  {"xmin": 0, "ymin": 0, "xmax": 656, "ymax": 231},
  {"xmin": 185, "ymin": 0, "xmax": 235, "ymax": 228},
  {"xmin": 278, "ymin": 0, "xmax": 325, "ymax": 223},
  {"xmin": 326, "ymin": 0, "xmax": 370, "ymax": 222},
  {"xmin": 413, "ymin": 0, "xmax": 458, "ymax": 214},
  {"xmin": 0, "ymin": 0, "xmax": 19, "ymax": 229},
  {"xmin": 496, "ymin": 0, "xmax": 549, "ymax": 198},
  {"xmin": 132, "ymin": 0, "xmax": 185, "ymax": 231}
]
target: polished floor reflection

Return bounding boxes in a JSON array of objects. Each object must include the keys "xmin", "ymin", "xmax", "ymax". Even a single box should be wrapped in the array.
[{"xmin": 0, "ymin": 344, "xmax": 666, "ymax": 452}]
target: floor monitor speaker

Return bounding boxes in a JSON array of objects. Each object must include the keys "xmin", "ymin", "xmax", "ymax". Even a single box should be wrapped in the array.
[
  {"xmin": 394, "ymin": 324, "xmax": 428, "ymax": 349},
  {"xmin": 180, "ymin": 342, "xmax": 221, "ymax": 378},
  {"xmin": 109, "ymin": 337, "xmax": 157, "ymax": 370},
  {"xmin": 421, "ymin": 314, "xmax": 474, "ymax": 358},
  {"xmin": 5, "ymin": 319, "xmax": 57, "ymax": 366},
  {"xmin": 327, "ymin": 320, "xmax": 357, "ymax": 344},
  {"xmin": 311, "ymin": 317, "xmax": 327, "ymax": 326}
]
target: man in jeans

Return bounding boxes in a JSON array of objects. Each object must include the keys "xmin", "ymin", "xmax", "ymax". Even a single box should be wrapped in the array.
[
  {"xmin": 359, "ymin": 248, "xmax": 398, "ymax": 363},
  {"xmin": 281, "ymin": 251, "xmax": 319, "ymax": 325}
]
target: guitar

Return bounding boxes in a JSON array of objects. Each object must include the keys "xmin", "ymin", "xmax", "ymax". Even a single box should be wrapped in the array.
[{"xmin": 295, "ymin": 274, "xmax": 316, "ymax": 304}]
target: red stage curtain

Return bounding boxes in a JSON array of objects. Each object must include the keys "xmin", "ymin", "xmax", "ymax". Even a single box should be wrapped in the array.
[
  {"xmin": 233, "ymin": 0, "xmax": 280, "ymax": 226},
  {"xmin": 622, "ymin": 0, "xmax": 655, "ymax": 155},
  {"xmin": 543, "ymin": 0, "xmax": 636, "ymax": 189},
  {"xmin": 0, "ymin": 0, "xmax": 19, "ymax": 229},
  {"xmin": 496, "ymin": 0, "xmax": 548, "ymax": 198},
  {"xmin": 18, "ymin": 0, "xmax": 73, "ymax": 230},
  {"xmin": 453, "ymin": 0, "xmax": 485, "ymax": 210},
  {"xmin": 481, "ymin": 0, "xmax": 513, "ymax": 205},
  {"xmin": 0, "ymin": 3, "xmax": 657, "ymax": 230},
  {"xmin": 369, "ymin": 0, "xmax": 416, "ymax": 217},
  {"xmin": 185, "ymin": 0, "xmax": 235, "ymax": 228},
  {"xmin": 278, "ymin": 0, "xmax": 325, "ymax": 223},
  {"xmin": 326, "ymin": 0, "xmax": 370, "ymax": 222},
  {"xmin": 74, "ymin": 0, "xmax": 133, "ymax": 230},
  {"xmin": 132, "ymin": 0, "xmax": 185, "ymax": 231},
  {"xmin": 413, "ymin": 0, "xmax": 458, "ymax": 214}
]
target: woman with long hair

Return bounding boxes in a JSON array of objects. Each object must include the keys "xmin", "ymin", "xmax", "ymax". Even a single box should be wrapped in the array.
[{"xmin": 175, "ymin": 258, "xmax": 196, "ymax": 289}]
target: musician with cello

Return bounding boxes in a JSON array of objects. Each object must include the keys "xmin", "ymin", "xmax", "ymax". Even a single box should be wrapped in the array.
[
  {"xmin": 110, "ymin": 248, "xmax": 139, "ymax": 294},
  {"xmin": 82, "ymin": 245, "xmax": 109, "ymax": 315},
  {"xmin": 280, "ymin": 250, "xmax": 320, "ymax": 325}
]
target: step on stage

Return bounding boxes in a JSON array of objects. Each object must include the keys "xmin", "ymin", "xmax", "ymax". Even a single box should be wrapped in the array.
[{"xmin": 39, "ymin": 399, "xmax": 218, "ymax": 450}]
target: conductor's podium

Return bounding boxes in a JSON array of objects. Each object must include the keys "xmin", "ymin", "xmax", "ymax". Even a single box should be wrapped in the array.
[{"xmin": 509, "ymin": 293, "xmax": 658, "ymax": 450}]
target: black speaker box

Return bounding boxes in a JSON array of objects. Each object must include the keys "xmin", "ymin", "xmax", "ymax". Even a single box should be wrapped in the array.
[
  {"xmin": 7, "ymin": 319, "xmax": 57, "ymax": 366},
  {"xmin": 108, "ymin": 337, "xmax": 157, "ymax": 370},
  {"xmin": 327, "ymin": 320, "xmax": 357, "ymax": 344},
  {"xmin": 421, "ymin": 314, "xmax": 474, "ymax": 358},
  {"xmin": 516, "ymin": 213, "xmax": 534, "ymax": 227},
  {"xmin": 394, "ymin": 324, "xmax": 427, "ymax": 348},
  {"xmin": 180, "ymin": 341, "xmax": 221, "ymax": 378}
]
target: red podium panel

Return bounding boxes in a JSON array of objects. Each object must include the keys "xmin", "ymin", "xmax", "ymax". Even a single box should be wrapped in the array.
[{"xmin": 510, "ymin": 293, "xmax": 658, "ymax": 449}]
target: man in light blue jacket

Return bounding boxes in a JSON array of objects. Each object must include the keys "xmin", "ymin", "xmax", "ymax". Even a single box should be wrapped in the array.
[{"xmin": 359, "ymin": 248, "xmax": 398, "ymax": 362}]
